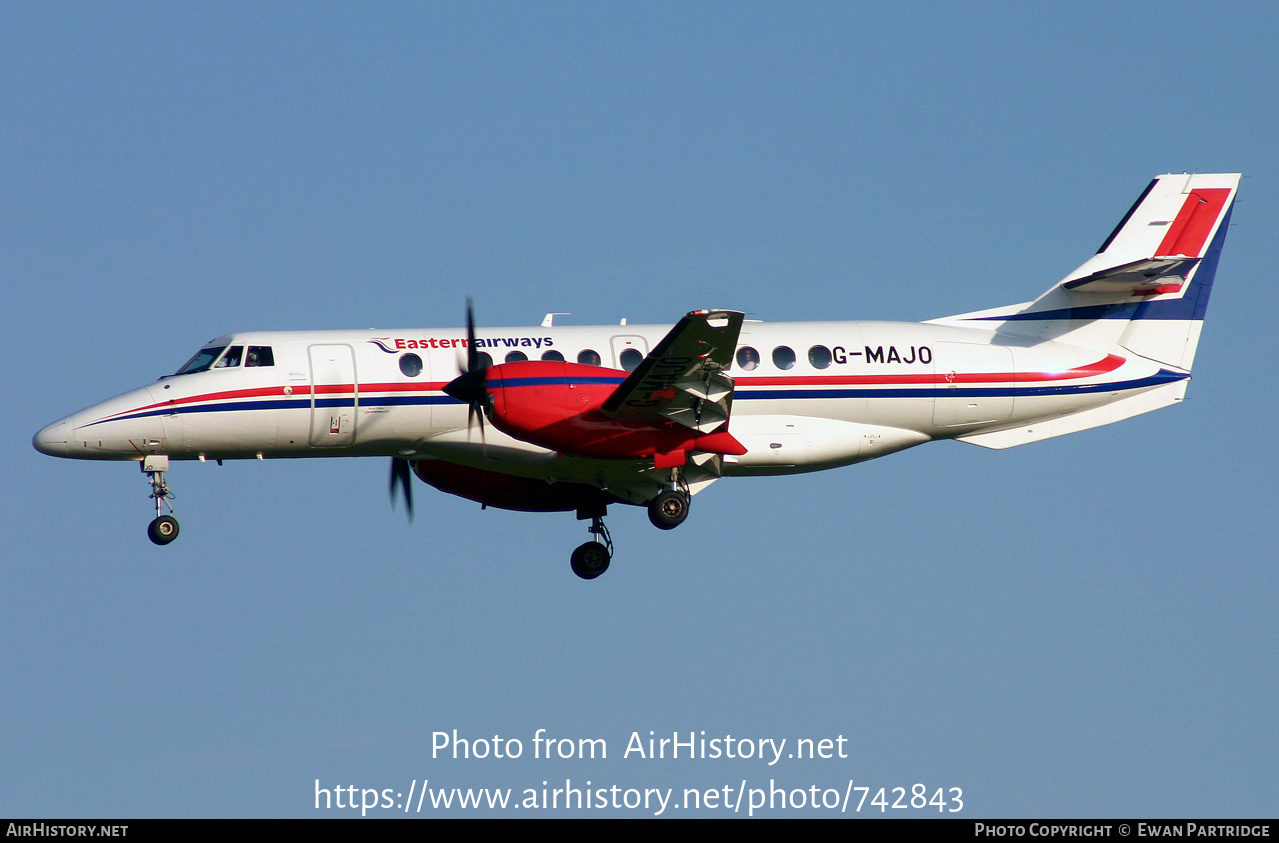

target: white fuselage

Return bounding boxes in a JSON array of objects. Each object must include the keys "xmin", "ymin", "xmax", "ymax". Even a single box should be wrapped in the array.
[{"xmin": 33, "ymin": 317, "xmax": 1176, "ymax": 489}]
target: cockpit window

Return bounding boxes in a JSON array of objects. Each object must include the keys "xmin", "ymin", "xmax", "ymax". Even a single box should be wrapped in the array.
[
  {"xmin": 214, "ymin": 346, "xmax": 244, "ymax": 368},
  {"xmin": 174, "ymin": 346, "xmax": 227, "ymax": 375},
  {"xmin": 246, "ymin": 346, "xmax": 274, "ymax": 367}
]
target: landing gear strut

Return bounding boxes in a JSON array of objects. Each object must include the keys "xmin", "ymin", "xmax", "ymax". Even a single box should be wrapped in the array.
[
  {"xmin": 142, "ymin": 456, "xmax": 179, "ymax": 546},
  {"xmin": 647, "ymin": 468, "xmax": 691, "ymax": 530},
  {"xmin": 570, "ymin": 515, "xmax": 613, "ymax": 580}
]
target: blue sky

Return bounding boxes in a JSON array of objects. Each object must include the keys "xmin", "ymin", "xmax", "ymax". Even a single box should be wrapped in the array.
[{"xmin": 3, "ymin": 2, "xmax": 1275, "ymax": 817}]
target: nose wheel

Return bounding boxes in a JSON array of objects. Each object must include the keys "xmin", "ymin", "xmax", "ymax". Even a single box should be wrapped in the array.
[
  {"xmin": 570, "ymin": 515, "xmax": 613, "ymax": 580},
  {"xmin": 148, "ymin": 515, "xmax": 179, "ymax": 545},
  {"xmin": 142, "ymin": 456, "xmax": 180, "ymax": 546}
]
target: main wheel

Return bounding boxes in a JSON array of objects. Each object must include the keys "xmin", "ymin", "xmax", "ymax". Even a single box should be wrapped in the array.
[
  {"xmin": 147, "ymin": 515, "xmax": 180, "ymax": 546},
  {"xmin": 647, "ymin": 489, "xmax": 690, "ymax": 530},
  {"xmin": 570, "ymin": 541, "xmax": 610, "ymax": 580}
]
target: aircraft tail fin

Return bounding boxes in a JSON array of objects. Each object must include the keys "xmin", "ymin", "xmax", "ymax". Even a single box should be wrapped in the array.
[{"xmin": 935, "ymin": 173, "xmax": 1240, "ymax": 371}]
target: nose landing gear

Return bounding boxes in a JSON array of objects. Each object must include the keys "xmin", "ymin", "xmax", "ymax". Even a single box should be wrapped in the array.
[
  {"xmin": 142, "ymin": 456, "xmax": 179, "ymax": 546},
  {"xmin": 148, "ymin": 514, "xmax": 179, "ymax": 545},
  {"xmin": 570, "ymin": 515, "xmax": 612, "ymax": 580}
]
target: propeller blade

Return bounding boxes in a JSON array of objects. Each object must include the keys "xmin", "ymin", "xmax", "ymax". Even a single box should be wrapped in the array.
[
  {"xmin": 470, "ymin": 400, "xmax": 486, "ymax": 445},
  {"xmin": 465, "ymin": 296, "xmax": 478, "ymax": 374},
  {"xmin": 444, "ymin": 297, "xmax": 490, "ymax": 448},
  {"xmin": 389, "ymin": 457, "xmax": 414, "ymax": 521}
]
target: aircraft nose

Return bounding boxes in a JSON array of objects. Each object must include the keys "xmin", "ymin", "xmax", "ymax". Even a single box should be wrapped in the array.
[{"xmin": 33, "ymin": 419, "xmax": 72, "ymax": 457}]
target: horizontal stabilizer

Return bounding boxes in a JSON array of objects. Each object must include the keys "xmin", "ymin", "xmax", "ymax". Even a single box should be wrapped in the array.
[
  {"xmin": 1061, "ymin": 257, "xmax": 1198, "ymax": 295},
  {"xmin": 1059, "ymin": 174, "xmax": 1236, "ymax": 291}
]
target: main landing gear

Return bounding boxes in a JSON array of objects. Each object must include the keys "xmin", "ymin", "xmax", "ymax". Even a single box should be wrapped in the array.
[
  {"xmin": 647, "ymin": 468, "xmax": 691, "ymax": 531},
  {"xmin": 142, "ymin": 456, "xmax": 179, "ymax": 546},
  {"xmin": 569, "ymin": 472, "xmax": 693, "ymax": 580}
]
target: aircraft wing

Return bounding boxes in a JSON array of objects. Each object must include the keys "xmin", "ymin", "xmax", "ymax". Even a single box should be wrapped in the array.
[{"xmin": 601, "ymin": 309, "xmax": 744, "ymax": 434}]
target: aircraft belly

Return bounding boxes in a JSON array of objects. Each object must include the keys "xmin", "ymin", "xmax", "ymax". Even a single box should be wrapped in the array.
[{"xmin": 723, "ymin": 415, "xmax": 928, "ymax": 476}]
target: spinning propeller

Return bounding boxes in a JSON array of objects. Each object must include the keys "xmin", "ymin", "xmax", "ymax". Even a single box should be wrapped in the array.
[
  {"xmin": 389, "ymin": 300, "xmax": 489, "ymax": 522},
  {"xmin": 442, "ymin": 298, "xmax": 489, "ymax": 443}
]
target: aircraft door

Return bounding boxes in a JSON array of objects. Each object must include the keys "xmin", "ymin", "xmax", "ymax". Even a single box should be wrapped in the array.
[{"xmin": 309, "ymin": 344, "xmax": 358, "ymax": 447}]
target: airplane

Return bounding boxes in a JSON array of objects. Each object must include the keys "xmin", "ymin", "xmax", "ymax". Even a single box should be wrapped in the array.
[{"xmin": 33, "ymin": 172, "xmax": 1239, "ymax": 579}]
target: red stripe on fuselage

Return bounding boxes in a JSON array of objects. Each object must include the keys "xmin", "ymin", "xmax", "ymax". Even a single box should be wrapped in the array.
[
  {"xmin": 86, "ymin": 353, "xmax": 1124, "ymax": 427},
  {"xmin": 86, "ymin": 381, "xmax": 452, "ymax": 425},
  {"xmin": 736, "ymin": 354, "xmax": 1123, "ymax": 387}
]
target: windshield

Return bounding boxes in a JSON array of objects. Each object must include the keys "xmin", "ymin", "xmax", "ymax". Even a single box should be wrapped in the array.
[
  {"xmin": 214, "ymin": 346, "xmax": 243, "ymax": 368},
  {"xmin": 173, "ymin": 346, "xmax": 227, "ymax": 376}
]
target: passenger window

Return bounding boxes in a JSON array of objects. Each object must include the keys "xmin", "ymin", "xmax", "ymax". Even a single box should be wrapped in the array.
[
  {"xmin": 772, "ymin": 346, "xmax": 796, "ymax": 370},
  {"xmin": 215, "ymin": 346, "xmax": 243, "ymax": 368},
  {"xmin": 578, "ymin": 349, "xmax": 601, "ymax": 366},
  {"xmin": 399, "ymin": 353, "xmax": 423, "ymax": 377},
  {"xmin": 736, "ymin": 346, "xmax": 760, "ymax": 371},
  {"xmin": 619, "ymin": 348, "xmax": 643, "ymax": 371},
  {"xmin": 808, "ymin": 345, "xmax": 832, "ymax": 369},
  {"xmin": 541, "ymin": 350, "xmax": 565, "ymax": 362},
  {"xmin": 505, "ymin": 350, "xmax": 528, "ymax": 363},
  {"xmin": 246, "ymin": 346, "xmax": 274, "ymax": 367},
  {"xmin": 476, "ymin": 352, "xmax": 493, "ymax": 369}
]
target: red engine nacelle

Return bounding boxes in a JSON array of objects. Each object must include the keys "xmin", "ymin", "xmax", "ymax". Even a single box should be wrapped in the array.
[{"xmin": 481, "ymin": 360, "xmax": 743, "ymax": 464}]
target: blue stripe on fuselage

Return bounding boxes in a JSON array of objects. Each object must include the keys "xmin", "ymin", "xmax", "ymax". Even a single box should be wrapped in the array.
[
  {"xmin": 734, "ymin": 370, "xmax": 1185, "ymax": 400},
  {"xmin": 493, "ymin": 376, "xmax": 626, "ymax": 388},
  {"xmin": 82, "ymin": 369, "xmax": 1185, "ymax": 428}
]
